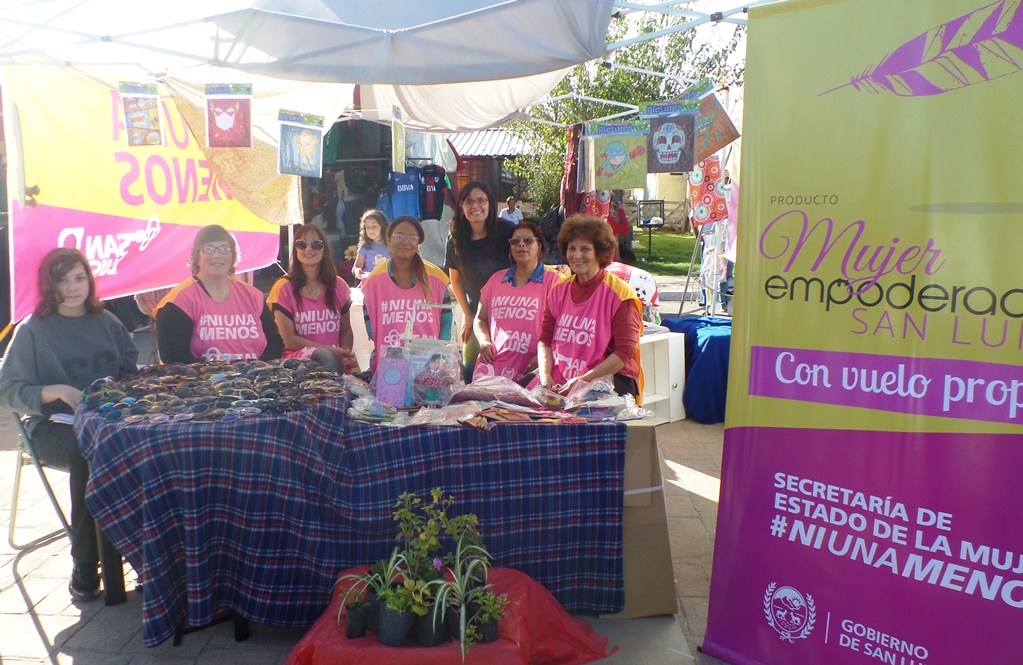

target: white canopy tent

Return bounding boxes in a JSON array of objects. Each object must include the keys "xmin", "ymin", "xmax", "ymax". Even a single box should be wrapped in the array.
[{"xmin": 0, "ymin": 0, "xmax": 615, "ymax": 131}]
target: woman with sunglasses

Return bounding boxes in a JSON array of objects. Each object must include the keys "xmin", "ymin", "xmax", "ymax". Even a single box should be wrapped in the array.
[
  {"xmin": 266, "ymin": 225, "xmax": 358, "ymax": 373},
  {"xmin": 154, "ymin": 224, "xmax": 283, "ymax": 364},
  {"xmin": 0, "ymin": 248, "xmax": 138, "ymax": 601},
  {"xmin": 445, "ymin": 181, "xmax": 515, "ymax": 382},
  {"xmin": 361, "ymin": 216, "xmax": 452, "ymax": 374},
  {"xmin": 471, "ymin": 222, "xmax": 559, "ymax": 384}
]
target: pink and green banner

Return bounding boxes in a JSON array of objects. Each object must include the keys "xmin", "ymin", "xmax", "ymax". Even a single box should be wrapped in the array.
[
  {"xmin": 2, "ymin": 65, "xmax": 281, "ymax": 322},
  {"xmin": 705, "ymin": 1, "xmax": 1023, "ymax": 663}
]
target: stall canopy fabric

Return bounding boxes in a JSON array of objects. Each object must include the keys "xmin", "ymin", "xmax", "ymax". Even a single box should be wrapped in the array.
[{"xmin": 0, "ymin": 0, "xmax": 614, "ymax": 131}]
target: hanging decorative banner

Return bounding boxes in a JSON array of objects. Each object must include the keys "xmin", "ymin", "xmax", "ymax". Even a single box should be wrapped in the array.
[
  {"xmin": 585, "ymin": 119, "xmax": 649, "ymax": 135},
  {"xmin": 119, "ymin": 82, "xmax": 163, "ymax": 147},
  {"xmin": 648, "ymin": 113, "xmax": 697, "ymax": 173},
  {"xmin": 687, "ymin": 156, "xmax": 728, "ymax": 227},
  {"xmin": 205, "ymin": 83, "xmax": 253, "ymax": 148},
  {"xmin": 703, "ymin": 1, "xmax": 1023, "ymax": 664},
  {"xmin": 277, "ymin": 109, "xmax": 324, "ymax": 178},
  {"xmin": 584, "ymin": 135, "xmax": 647, "ymax": 191},
  {"xmin": 391, "ymin": 105, "xmax": 406, "ymax": 173},
  {"xmin": 2, "ymin": 66, "xmax": 280, "ymax": 322},
  {"xmin": 637, "ymin": 98, "xmax": 699, "ymax": 118},
  {"xmin": 695, "ymin": 93, "xmax": 740, "ymax": 162}
]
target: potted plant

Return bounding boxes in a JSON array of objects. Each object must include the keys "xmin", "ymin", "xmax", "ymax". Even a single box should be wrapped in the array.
[
  {"xmin": 429, "ymin": 531, "xmax": 493, "ymax": 659},
  {"xmin": 377, "ymin": 585, "xmax": 415, "ymax": 646},
  {"xmin": 400, "ymin": 561, "xmax": 447, "ymax": 646},
  {"xmin": 336, "ymin": 585, "xmax": 370, "ymax": 639},
  {"xmin": 335, "ymin": 547, "xmax": 403, "ymax": 634},
  {"xmin": 470, "ymin": 588, "xmax": 508, "ymax": 644}
]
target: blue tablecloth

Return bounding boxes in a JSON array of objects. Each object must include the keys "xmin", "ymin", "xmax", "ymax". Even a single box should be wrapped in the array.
[
  {"xmin": 76, "ymin": 403, "xmax": 626, "ymax": 646},
  {"xmin": 662, "ymin": 316, "xmax": 732, "ymax": 424}
]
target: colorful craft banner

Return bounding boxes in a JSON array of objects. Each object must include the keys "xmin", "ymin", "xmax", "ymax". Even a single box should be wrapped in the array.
[
  {"xmin": 648, "ymin": 113, "xmax": 697, "ymax": 173},
  {"xmin": 278, "ymin": 110, "xmax": 324, "ymax": 178},
  {"xmin": 2, "ymin": 65, "xmax": 281, "ymax": 322},
  {"xmin": 695, "ymin": 93, "xmax": 740, "ymax": 163},
  {"xmin": 687, "ymin": 156, "xmax": 728, "ymax": 227},
  {"xmin": 205, "ymin": 83, "xmax": 253, "ymax": 148},
  {"xmin": 704, "ymin": 2, "xmax": 1023, "ymax": 665},
  {"xmin": 584, "ymin": 135, "xmax": 647, "ymax": 191}
]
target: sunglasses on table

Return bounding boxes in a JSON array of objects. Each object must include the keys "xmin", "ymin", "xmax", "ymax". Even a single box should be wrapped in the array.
[
  {"xmin": 295, "ymin": 239, "xmax": 325, "ymax": 250},
  {"xmin": 509, "ymin": 237, "xmax": 537, "ymax": 246},
  {"xmin": 201, "ymin": 244, "xmax": 233, "ymax": 254}
]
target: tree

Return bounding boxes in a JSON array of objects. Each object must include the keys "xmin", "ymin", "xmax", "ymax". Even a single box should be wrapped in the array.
[{"xmin": 508, "ymin": 15, "xmax": 744, "ymax": 213}]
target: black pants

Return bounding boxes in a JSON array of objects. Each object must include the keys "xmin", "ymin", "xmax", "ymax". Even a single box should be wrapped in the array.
[{"xmin": 30, "ymin": 420, "xmax": 98, "ymax": 571}]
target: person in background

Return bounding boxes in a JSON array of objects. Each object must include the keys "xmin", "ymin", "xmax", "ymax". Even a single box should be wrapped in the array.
[
  {"xmin": 154, "ymin": 224, "xmax": 283, "ymax": 363},
  {"xmin": 499, "ymin": 195, "xmax": 523, "ymax": 224},
  {"xmin": 351, "ymin": 209, "xmax": 390, "ymax": 282},
  {"xmin": 362, "ymin": 216, "xmax": 452, "ymax": 374},
  {"xmin": 446, "ymin": 181, "xmax": 515, "ymax": 382},
  {"xmin": 0, "ymin": 248, "xmax": 138, "ymax": 601},
  {"xmin": 608, "ymin": 196, "xmax": 636, "ymax": 264},
  {"xmin": 266, "ymin": 224, "xmax": 358, "ymax": 373},
  {"xmin": 537, "ymin": 214, "xmax": 643, "ymax": 399},
  {"xmin": 473, "ymin": 221, "xmax": 559, "ymax": 384}
]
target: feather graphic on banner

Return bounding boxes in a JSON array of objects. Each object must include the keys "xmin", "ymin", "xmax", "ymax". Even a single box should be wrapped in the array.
[{"xmin": 824, "ymin": 0, "xmax": 1023, "ymax": 96}]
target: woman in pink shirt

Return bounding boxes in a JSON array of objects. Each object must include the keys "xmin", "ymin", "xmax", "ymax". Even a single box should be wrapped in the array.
[
  {"xmin": 361, "ymin": 216, "xmax": 452, "ymax": 374},
  {"xmin": 473, "ymin": 221, "xmax": 559, "ymax": 384},
  {"xmin": 266, "ymin": 224, "xmax": 358, "ymax": 373},
  {"xmin": 155, "ymin": 224, "xmax": 283, "ymax": 363},
  {"xmin": 538, "ymin": 215, "xmax": 644, "ymax": 400}
]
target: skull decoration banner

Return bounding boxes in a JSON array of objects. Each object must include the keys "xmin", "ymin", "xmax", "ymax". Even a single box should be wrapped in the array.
[
  {"xmin": 704, "ymin": 0, "xmax": 1023, "ymax": 664},
  {"xmin": 647, "ymin": 113, "xmax": 697, "ymax": 173}
]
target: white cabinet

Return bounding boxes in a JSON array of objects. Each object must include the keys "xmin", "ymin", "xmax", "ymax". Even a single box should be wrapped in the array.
[{"xmin": 639, "ymin": 331, "xmax": 685, "ymax": 425}]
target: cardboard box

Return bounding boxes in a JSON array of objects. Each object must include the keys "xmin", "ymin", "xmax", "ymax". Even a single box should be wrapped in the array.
[{"xmin": 601, "ymin": 420, "xmax": 678, "ymax": 619}]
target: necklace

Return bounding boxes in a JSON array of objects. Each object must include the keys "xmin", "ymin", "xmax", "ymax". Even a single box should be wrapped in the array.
[{"xmin": 302, "ymin": 283, "xmax": 324, "ymax": 299}]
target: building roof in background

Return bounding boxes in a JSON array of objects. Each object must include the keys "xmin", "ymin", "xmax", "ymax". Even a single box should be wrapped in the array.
[{"xmin": 445, "ymin": 129, "xmax": 534, "ymax": 157}]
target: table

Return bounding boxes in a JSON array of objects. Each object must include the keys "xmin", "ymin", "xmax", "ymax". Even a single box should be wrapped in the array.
[{"xmin": 75, "ymin": 403, "xmax": 627, "ymax": 646}]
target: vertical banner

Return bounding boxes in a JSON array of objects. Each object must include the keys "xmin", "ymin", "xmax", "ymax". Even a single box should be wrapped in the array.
[
  {"xmin": 704, "ymin": 1, "xmax": 1023, "ymax": 664},
  {"xmin": 391, "ymin": 105, "xmax": 406, "ymax": 173},
  {"xmin": 2, "ymin": 66, "xmax": 281, "ymax": 322}
]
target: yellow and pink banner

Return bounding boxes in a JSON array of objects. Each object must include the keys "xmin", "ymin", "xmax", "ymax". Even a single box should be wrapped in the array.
[
  {"xmin": 705, "ymin": 1, "xmax": 1023, "ymax": 663},
  {"xmin": 2, "ymin": 65, "xmax": 281, "ymax": 322}
]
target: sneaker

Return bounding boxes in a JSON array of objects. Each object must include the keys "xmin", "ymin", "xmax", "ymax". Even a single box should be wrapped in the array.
[{"xmin": 69, "ymin": 565, "xmax": 101, "ymax": 602}]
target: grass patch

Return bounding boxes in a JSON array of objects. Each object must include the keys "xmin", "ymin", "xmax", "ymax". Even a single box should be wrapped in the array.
[{"xmin": 629, "ymin": 229, "xmax": 700, "ymax": 276}]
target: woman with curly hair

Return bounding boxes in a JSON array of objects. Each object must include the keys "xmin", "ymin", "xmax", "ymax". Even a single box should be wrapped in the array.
[{"xmin": 537, "ymin": 214, "xmax": 644, "ymax": 399}]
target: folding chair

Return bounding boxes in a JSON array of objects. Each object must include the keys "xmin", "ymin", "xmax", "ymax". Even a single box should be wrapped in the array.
[{"xmin": 7, "ymin": 413, "xmax": 73, "ymax": 551}]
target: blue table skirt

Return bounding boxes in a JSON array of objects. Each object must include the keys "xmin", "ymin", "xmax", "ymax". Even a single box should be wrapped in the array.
[
  {"xmin": 662, "ymin": 316, "xmax": 732, "ymax": 424},
  {"xmin": 77, "ymin": 402, "xmax": 626, "ymax": 646}
]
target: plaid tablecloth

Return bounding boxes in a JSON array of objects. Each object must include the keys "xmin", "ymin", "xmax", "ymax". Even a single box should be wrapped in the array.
[{"xmin": 76, "ymin": 407, "xmax": 626, "ymax": 646}]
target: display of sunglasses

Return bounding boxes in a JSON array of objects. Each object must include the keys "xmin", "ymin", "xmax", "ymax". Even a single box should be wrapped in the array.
[
  {"xmin": 201, "ymin": 244, "xmax": 233, "ymax": 254},
  {"xmin": 295, "ymin": 239, "xmax": 325, "ymax": 250},
  {"xmin": 509, "ymin": 237, "xmax": 537, "ymax": 246}
]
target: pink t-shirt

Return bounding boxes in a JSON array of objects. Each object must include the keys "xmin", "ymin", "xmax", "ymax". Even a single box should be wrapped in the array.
[
  {"xmin": 473, "ymin": 267, "xmax": 559, "ymax": 382},
  {"xmin": 165, "ymin": 278, "xmax": 269, "ymax": 361},
  {"xmin": 266, "ymin": 277, "xmax": 352, "ymax": 358},
  {"xmin": 545, "ymin": 272, "xmax": 640, "ymax": 385},
  {"xmin": 361, "ymin": 259, "xmax": 450, "ymax": 372}
]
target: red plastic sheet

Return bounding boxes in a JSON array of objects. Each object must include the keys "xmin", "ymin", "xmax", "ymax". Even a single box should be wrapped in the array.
[{"xmin": 286, "ymin": 567, "xmax": 617, "ymax": 665}]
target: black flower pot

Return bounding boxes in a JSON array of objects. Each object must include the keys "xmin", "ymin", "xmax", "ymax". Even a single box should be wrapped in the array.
[
  {"xmin": 345, "ymin": 604, "xmax": 370, "ymax": 639},
  {"xmin": 366, "ymin": 590, "xmax": 381, "ymax": 633},
  {"xmin": 478, "ymin": 617, "xmax": 499, "ymax": 643},
  {"xmin": 378, "ymin": 606, "xmax": 414, "ymax": 646},
  {"xmin": 444, "ymin": 604, "xmax": 464, "ymax": 640},
  {"xmin": 415, "ymin": 612, "xmax": 448, "ymax": 647}
]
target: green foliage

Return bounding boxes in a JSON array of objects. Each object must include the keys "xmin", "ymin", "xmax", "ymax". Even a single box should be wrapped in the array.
[
  {"xmin": 509, "ymin": 16, "xmax": 745, "ymax": 212},
  {"xmin": 380, "ymin": 586, "xmax": 414, "ymax": 613},
  {"xmin": 475, "ymin": 589, "xmax": 509, "ymax": 623}
]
